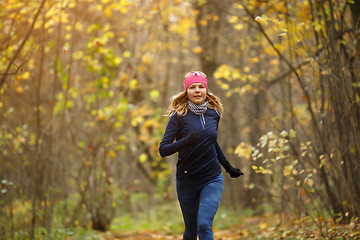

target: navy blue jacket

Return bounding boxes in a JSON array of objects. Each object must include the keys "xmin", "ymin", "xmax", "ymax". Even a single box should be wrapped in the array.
[{"xmin": 159, "ymin": 108, "xmax": 230, "ymax": 181}]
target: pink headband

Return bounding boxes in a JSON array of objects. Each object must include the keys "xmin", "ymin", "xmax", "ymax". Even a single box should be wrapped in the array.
[{"xmin": 184, "ymin": 71, "xmax": 208, "ymax": 91}]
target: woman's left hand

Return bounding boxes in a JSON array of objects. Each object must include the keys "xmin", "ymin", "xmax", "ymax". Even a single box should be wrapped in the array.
[{"xmin": 227, "ymin": 167, "xmax": 244, "ymax": 178}]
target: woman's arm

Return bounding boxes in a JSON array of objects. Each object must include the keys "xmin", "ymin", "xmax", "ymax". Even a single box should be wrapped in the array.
[
  {"xmin": 215, "ymin": 141, "xmax": 228, "ymax": 166},
  {"xmin": 159, "ymin": 114, "xmax": 200, "ymax": 157},
  {"xmin": 215, "ymin": 141, "xmax": 244, "ymax": 178},
  {"xmin": 159, "ymin": 114, "xmax": 183, "ymax": 157}
]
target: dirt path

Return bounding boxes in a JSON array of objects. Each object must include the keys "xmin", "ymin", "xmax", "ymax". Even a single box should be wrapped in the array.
[{"xmin": 97, "ymin": 216, "xmax": 360, "ymax": 240}]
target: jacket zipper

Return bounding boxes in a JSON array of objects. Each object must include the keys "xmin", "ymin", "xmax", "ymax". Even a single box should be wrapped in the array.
[{"xmin": 200, "ymin": 113, "xmax": 205, "ymax": 130}]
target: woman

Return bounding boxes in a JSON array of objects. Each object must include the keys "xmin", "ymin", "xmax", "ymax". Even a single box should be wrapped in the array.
[{"xmin": 159, "ymin": 71, "xmax": 243, "ymax": 240}]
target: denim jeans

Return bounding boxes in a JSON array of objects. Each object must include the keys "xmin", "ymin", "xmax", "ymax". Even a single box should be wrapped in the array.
[{"xmin": 176, "ymin": 174, "xmax": 224, "ymax": 240}]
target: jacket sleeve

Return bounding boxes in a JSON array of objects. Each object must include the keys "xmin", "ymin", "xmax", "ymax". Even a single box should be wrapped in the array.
[
  {"xmin": 215, "ymin": 141, "xmax": 231, "ymax": 167},
  {"xmin": 159, "ymin": 113, "xmax": 185, "ymax": 157}
]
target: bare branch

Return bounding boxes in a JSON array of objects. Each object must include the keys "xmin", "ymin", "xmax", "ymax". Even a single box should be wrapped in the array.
[
  {"xmin": 0, "ymin": 42, "xmax": 40, "ymax": 76},
  {"xmin": 0, "ymin": 0, "xmax": 46, "ymax": 88}
]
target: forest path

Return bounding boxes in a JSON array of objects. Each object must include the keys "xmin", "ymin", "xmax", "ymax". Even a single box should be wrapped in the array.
[{"xmin": 97, "ymin": 215, "xmax": 360, "ymax": 240}]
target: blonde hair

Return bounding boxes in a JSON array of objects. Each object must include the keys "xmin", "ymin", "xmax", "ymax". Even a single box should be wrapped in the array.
[{"xmin": 166, "ymin": 91, "xmax": 223, "ymax": 117}]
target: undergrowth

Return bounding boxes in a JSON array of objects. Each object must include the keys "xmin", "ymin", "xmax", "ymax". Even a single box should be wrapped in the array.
[{"xmin": 7, "ymin": 201, "xmax": 360, "ymax": 239}]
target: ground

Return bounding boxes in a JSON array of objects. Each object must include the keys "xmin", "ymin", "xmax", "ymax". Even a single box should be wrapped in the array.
[{"xmin": 96, "ymin": 215, "xmax": 360, "ymax": 240}]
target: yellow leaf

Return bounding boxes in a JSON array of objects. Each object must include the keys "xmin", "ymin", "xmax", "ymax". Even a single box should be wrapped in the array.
[
  {"xmin": 139, "ymin": 153, "xmax": 147, "ymax": 163},
  {"xmin": 199, "ymin": 19, "xmax": 207, "ymax": 26},
  {"xmin": 102, "ymin": 77, "xmax": 109, "ymax": 84},
  {"xmin": 131, "ymin": 116, "xmax": 143, "ymax": 126},
  {"xmin": 228, "ymin": 16, "xmax": 238, "ymax": 24},
  {"xmin": 109, "ymin": 150, "xmax": 116, "ymax": 159},
  {"xmin": 75, "ymin": 22, "xmax": 83, "ymax": 32},
  {"xmin": 129, "ymin": 79, "xmax": 137, "ymax": 89},
  {"xmin": 193, "ymin": 46, "xmax": 203, "ymax": 54},
  {"xmin": 176, "ymin": 18, "xmax": 194, "ymax": 34},
  {"xmin": 22, "ymin": 72, "xmax": 30, "ymax": 80},
  {"xmin": 213, "ymin": 71, "xmax": 222, "ymax": 79},
  {"xmin": 150, "ymin": 89, "xmax": 159, "ymax": 101},
  {"xmin": 16, "ymin": 87, "xmax": 24, "ymax": 93},
  {"xmin": 234, "ymin": 3, "xmax": 243, "ymax": 9},
  {"xmin": 123, "ymin": 51, "xmax": 131, "ymax": 58},
  {"xmin": 221, "ymin": 83, "xmax": 229, "ymax": 90},
  {"xmin": 97, "ymin": 110, "xmax": 106, "ymax": 121},
  {"xmin": 104, "ymin": 7, "xmax": 112, "ymax": 17},
  {"xmin": 198, "ymin": 0, "xmax": 207, "ymax": 6},
  {"xmin": 259, "ymin": 222, "xmax": 267, "ymax": 230},
  {"xmin": 136, "ymin": 19, "xmax": 145, "ymax": 25},
  {"xmin": 113, "ymin": 56, "xmax": 122, "ymax": 66},
  {"xmin": 68, "ymin": 1, "xmax": 76, "ymax": 8},
  {"xmin": 234, "ymin": 23, "xmax": 243, "ymax": 31},
  {"xmin": 95, "ymin": 3, "xmax": 102, "ymax": 11},
  {"xmin": 137, "ymin": 65, "xmax": 147, "ymax": 72},
  {"xmin": 142, "ymin": 54, "xmax": 152, "ymax": 65},
  {"xmin": 250, "ymin": 57, "xmax": 259, "ymax": 64},
  {"xmin": 235, "ymin": 142, "xmax": 252, "ymax": 159},
  {"xmin": 232, "ymin": 71, "xmax": 241, "ymax": 80},
  {"xmin": 119, "ymin": 0, "xmax": 128, "ymax": 7},
  {"xmin": 72, "ymin": 51, "xmax": 84, "ymax": 60},
  {"xmin": 120, "ymin": 7, "xmax": 128, "ymax": 14}
]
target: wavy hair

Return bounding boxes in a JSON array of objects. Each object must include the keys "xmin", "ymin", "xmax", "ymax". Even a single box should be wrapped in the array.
[{"xmin": 166, "ymin": 91, "xmax": 223, "ymax": 117}]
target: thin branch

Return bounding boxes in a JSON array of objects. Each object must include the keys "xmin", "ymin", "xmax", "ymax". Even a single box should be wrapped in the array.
[
  {"xmin": 0, "ymin": 42, "xmax": 40, "ymax": 76},
  {"xmin": 0, "ymin": 0, "xmax": 46, "ymax": 89},
  {"xmin": 264, "ymin": 60, "xmax": 310, "ymax": 87}
]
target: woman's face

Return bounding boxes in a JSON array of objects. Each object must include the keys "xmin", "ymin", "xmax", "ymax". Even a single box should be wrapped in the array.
[{"xmin": 187, "ymin": 83, "xmax": 207, "ymax": 105}]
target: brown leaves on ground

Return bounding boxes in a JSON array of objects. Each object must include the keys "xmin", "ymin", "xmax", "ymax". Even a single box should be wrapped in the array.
[{"xmin": 96, "ymin": 215, "xmax": 360, "ymax": 240}]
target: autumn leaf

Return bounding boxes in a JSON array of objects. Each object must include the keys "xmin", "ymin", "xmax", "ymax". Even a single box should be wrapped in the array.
[
  {"xmin": 192, "ymin": 46, "xmax": 203, "ymax": 54},
  {"xmin": 108, "ymin": 150, "xmax": 116, "ymax": 159},
  {"xmin": 139, "ymin": 153, "xmax": 147, "ymax": 163},
  {"xmin": 235, "ymin": 142, "xmax": 252, "ymax": 159}
]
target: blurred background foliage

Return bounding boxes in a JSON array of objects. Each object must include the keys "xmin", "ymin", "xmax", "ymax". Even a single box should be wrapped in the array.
[{"xmin": 0, "ymin": 0, "xmax": 360, "ymax": 239}]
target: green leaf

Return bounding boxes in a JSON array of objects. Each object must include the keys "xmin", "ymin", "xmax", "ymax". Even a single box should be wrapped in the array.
[
  {"xmin": 78, "ymin": 141, "xmax": 84, "ymax": 148},
  {"xmin": 280, "ymin": 130, "xmax": 288, "ymax": 137},
  {"xmin": 260, "ymin": 135, "xmax": 268, "ymax": 148},
  {"xmin": 289, "ymin": 129, "xmax": 296, "ymax": 138}
]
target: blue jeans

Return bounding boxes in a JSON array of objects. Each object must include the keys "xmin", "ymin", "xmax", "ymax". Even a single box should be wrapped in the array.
[{"xmin": 176, "ymin": 174, "xmax": 224, "ymax": 240}]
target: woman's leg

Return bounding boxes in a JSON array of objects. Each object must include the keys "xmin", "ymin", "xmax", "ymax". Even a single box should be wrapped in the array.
[
  {"xmin": 197, "ymin": 175, "xmax": 224, "ymax": 240},
  {"xmin": 176, "ymin": 180, "xmax": 200, "ymax": 240}
]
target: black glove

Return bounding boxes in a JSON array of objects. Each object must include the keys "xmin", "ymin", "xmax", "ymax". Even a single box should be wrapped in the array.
[
  {"xmin": 222, "ymin": 161, "xmax": 244, "ymax": 178},
  {"xmin": 183, "ymin": 132, "xmax": 200, "ymax": 146}
]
